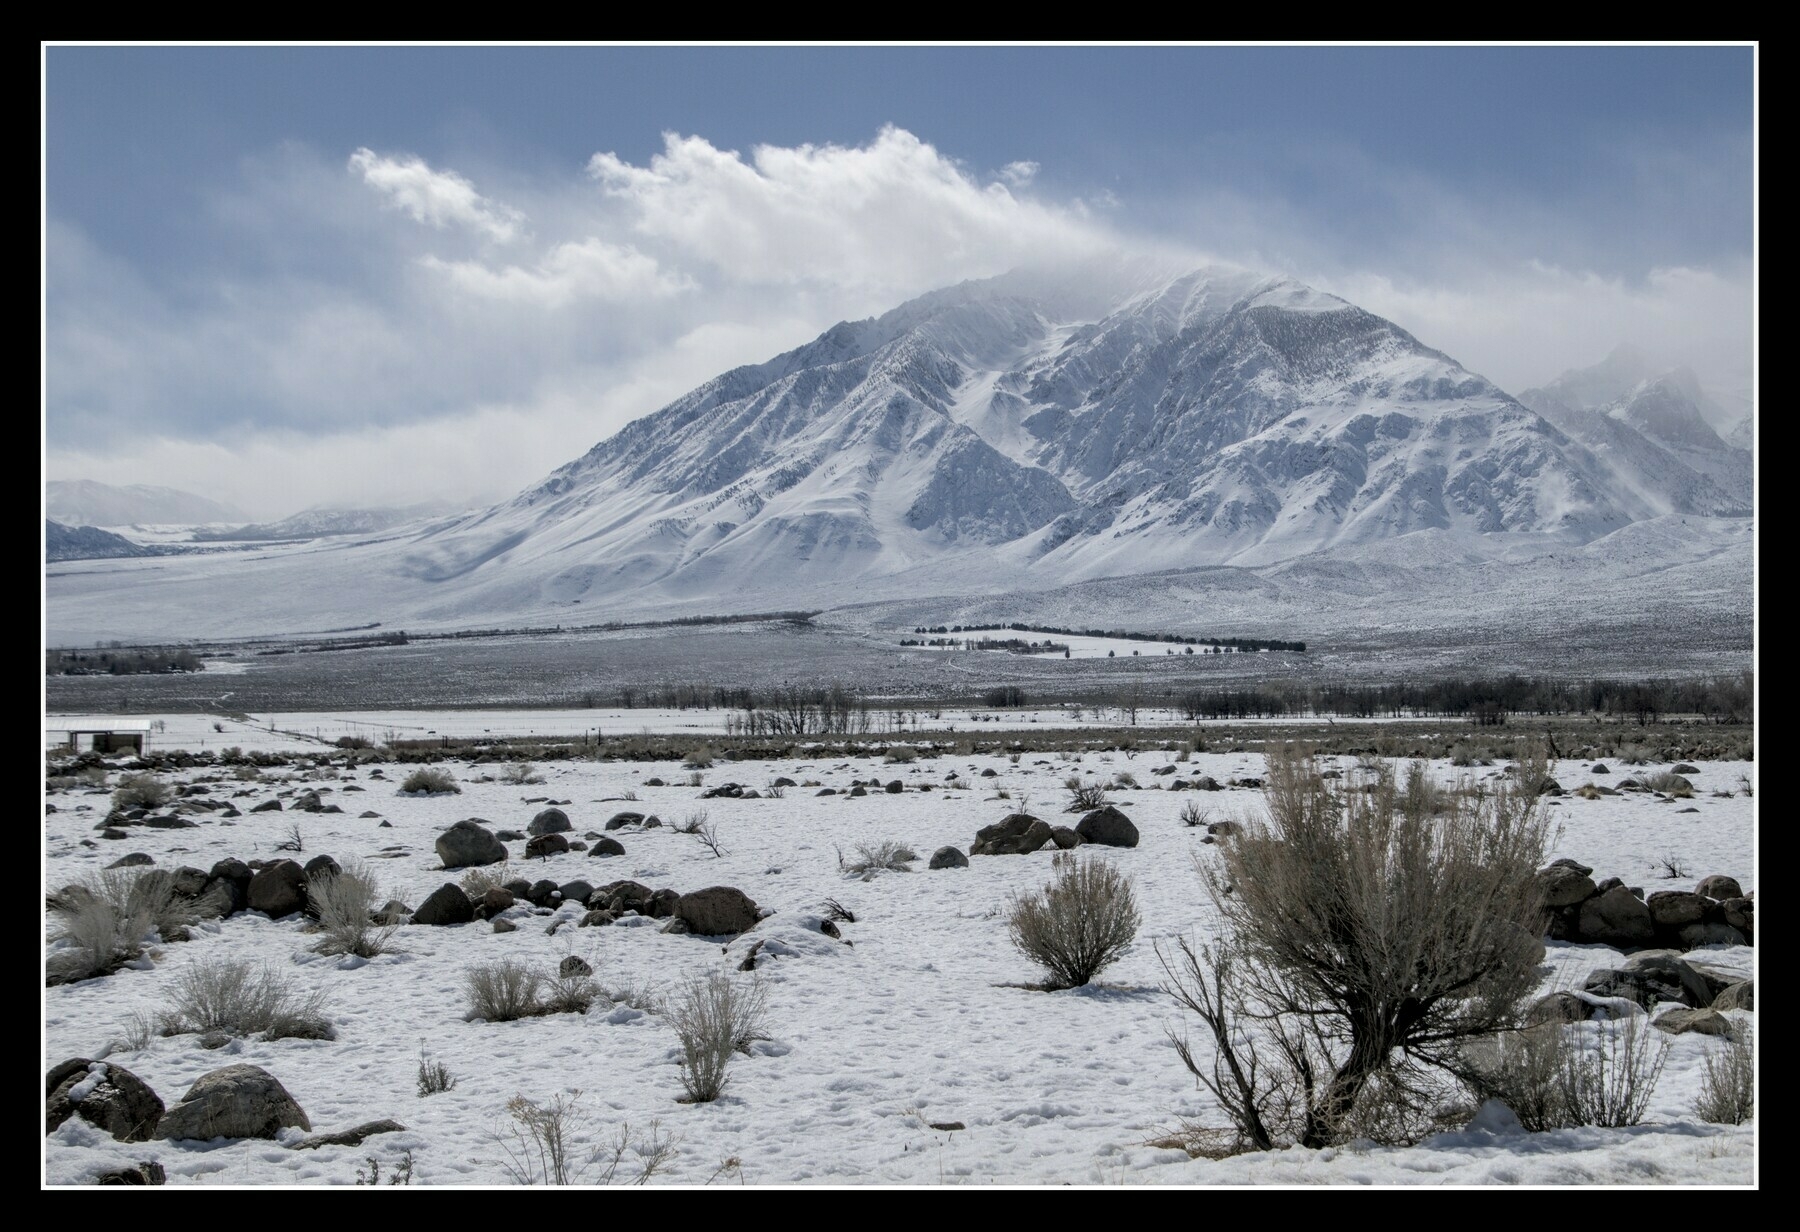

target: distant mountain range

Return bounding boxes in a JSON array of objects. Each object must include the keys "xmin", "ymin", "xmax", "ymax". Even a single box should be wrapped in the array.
[
  {"xmin": 45, "ymin": 480, "xmax": 246, "ymax": 528},
  {"xmin": 45, "ymin": 519, "xmax": 155, "ymax": 562},
  {"xmin": 192, "ymin": 501, "xmax": 465, "ymax": 542}
]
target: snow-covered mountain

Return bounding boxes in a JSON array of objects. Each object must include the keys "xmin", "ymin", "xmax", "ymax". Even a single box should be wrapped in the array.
[
  {"xmin": 1518, "ymin": 346, "xmax": 1753, "ymax": 517},
  {"xmin": 192, "ymin": 501, "xmax": 466, "ymax": 542},
  {"xmin": 44, "ymin": 480, "xmax": 246, "ymax": 528},
  {"xmin": 43, "ymin": 264, "xmax": 1756, "ymax": 641},
  {"xmin": 398, "ymin": 264, "xmax": 1651, "ymax": 611},
  {"xmin": 45, "ymin": 519, "xmax": 154, "ymax": 562}
]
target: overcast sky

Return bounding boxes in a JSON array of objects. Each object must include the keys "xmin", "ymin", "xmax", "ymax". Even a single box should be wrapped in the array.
[{"xmin": 43, "ymin": 45, "xmax": 1754, "ymax": 521}]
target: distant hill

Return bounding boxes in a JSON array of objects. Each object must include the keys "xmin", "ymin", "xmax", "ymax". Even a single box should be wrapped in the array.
[
  {"xmin": 46, "ymin": 480, "xmax": 246, "ymax": 528},
  {"xmin": 46, "ymin": 519, "xmax": 154, "ymax": 562},
  {"xmin": 191, "ymin": 501, "xmax": 465, "ymax": 542}
]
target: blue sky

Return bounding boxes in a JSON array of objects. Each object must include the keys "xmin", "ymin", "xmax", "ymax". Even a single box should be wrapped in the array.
[{"xmin": 44, "ymin": 45, "xmax": 1755, "ymax": 518}]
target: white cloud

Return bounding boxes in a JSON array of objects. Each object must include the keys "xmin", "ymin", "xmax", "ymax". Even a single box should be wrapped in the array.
[
  {"xmin": 999, "ymin": 160, "xmax": 1039, "ymax": 187},
  {"xmin": 1328, "ymin": 259, "xmax": 1753, "ymax": 400},
  {"xmin": 349, "ymin": 147, "xmax": 525, "ymax": 242},
  {"xmin": 422, "ymin": 239, "xmax": 692, "ymax": 308},
  {"xmin": 586, "ymin": 126, "xmax": 1106, "ymax": 293}
]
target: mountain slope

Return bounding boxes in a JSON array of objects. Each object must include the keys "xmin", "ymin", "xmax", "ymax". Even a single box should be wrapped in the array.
[
  {"xmin": 45, "ymin": 480, "xmax": 246, "ymax": 527},
  {"xmin": 46, "ymin": 519, "xmax": 153, "ymax": 562}
]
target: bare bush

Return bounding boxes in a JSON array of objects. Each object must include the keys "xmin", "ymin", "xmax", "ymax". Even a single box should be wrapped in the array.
[
  {"xmin": 683, "ymin": 748, "xmax": 714, "ymax": 770},
  {"xmin": 1460, "ymin": 1024, "xmax": 1577, "ymax": 1132},
  {"xmin": 502, "ymin": 761, "xmax": 545, "ymax": 786},
  {"xmin": 674, "ymin": 811, "xmax": 726, "ymax": 858},
  {"xmin": 308, "ymin": 860, "xmax": 396, "ymax": 958},
  {"xmin": 544, "ymin": 972, "xmax": 602, "ymax": 1016},
  {"xmin": 668, "ymin": 969, "xmax": 770, "ymax": 1103},
  {"xmin": 837, "ymin": 841, "xmax": 917, "ymax": 878},
  {"xmin": 111, "ymin": 772, "xmax": 174, "ymax": 811},
  {"xmin": 400, "ymin": 767, "xmax": 460, "ymax": 796},
  {"xmin": 1654, "ymin": 853, "xmax": 1690, "ymax": 880},
  {"xmin": 1556, "ymin": 1017, "xmax": 1670, "ymax": 1128},
  {"xmin": 163, "ymin": 957, "xmax": 332, "ymax": 1041},
  {"xmin": 1694, "ymin": 1027, "xmax": 1754, "ymax": 1124},
  {"xmin": 1063, "ymin": 777, "xmax": 1111, "ymax": 812},
  {"xmin": 1007, "ymin": 852, "xmax": 1140, "ymax": 989},
  {"xmin": 417, "ymin": 1044, "xmax": 457, "ymax": 1097},
  {"xmin": 460, "ymin": 862, "xmax": 513, "ymax": 896},
  {"xmin": 465, "ymin": 959, "xmax": 546, "ymax": 1022},
  {"xmin": 1178, "ymin": 800, "xmax": 1210, "ymax": 828},
  {"xmin": 493, "ymin": 1092, "xmax": 676, "ymax": 1185},
  {"xmin": 682, "ymin": 770, "xmax": 705, "ymax": 787},
  {"xmin": 1159, "ymin": 747, "xmax": 1552, "ymax": 1149},
  {"xmin": 47, "ymin": 868, "xmax": 190, "ymax": 984}
]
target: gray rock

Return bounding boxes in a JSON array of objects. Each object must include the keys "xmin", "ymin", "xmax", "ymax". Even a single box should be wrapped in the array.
[
  {"xmin": 559, "ymin": 880, "xmax": 596, "ymax": 906},
  {"xmin": 1646, "ymin": 890, "xmax": 1707, "ymax": 928},
  {"xmin": 648, "ymin": 888, "xmax": 681, "ymax": 918},
  {"xmin": 1050, "ymin": 826, "xmax": 1082, "ymax": 850},
  {"xmin": 1577, "ymin": 884, "xmax": 1654, "ymax": 946},
  {"xmin": 1075, "ymin": 806, "xmax": 1139, "ymax": 848},
  {"xmin": 153, "ymin": 1064, "xmax": 311, "ymax": 1141},
  {"xmin": 1672, "ymin": 764, "xmax": 1700, "ymax": 775},
  {"xmin": 1653, "ymin": 1008, "xmax": 1734, "ymax": 1037},
  {"xmin": 294, "ymin": 1119, "xmax": 407, "ymax": 1150},
  {"xmin": 374, "ymin": 899, "xmax": 411, "ymax": 925},
  {"xmin": 302, "ymin": 855, "xmax": 341, "ymax": 881},
  {"xmin": 525, "ymin": 879, "xmax": 562, "ymax": 907},
  {"xmin": 589, "ymin": 837, "xmax": 625, "ymax": 857},
  {"xmin": 1678, "ymin": 922, "xmax": 1748, "ymax": 948},
  {"xmin": 1583, "ymin": 951, "xmax": 1713, "ymax": 1009},
  {"xmin": 250, "ymin": 798, "xmax": 283, "ymax": 813},
  {"xmin": 970, "ymin": 813, "xmax": 1053, "ymax": 855},
  {"xmin": 410, "ymin": 883, "xmax": 475, "ymax": 926},
  {"xmin": 95, "ymin": 1161, "xmax": 165, "ymax": 1185},
  {"xmin": 492, "ymin": 918, "xmax": 518, "ymax": 934},
  {"xmin": 676, "ymin": 886, "xmax": 761, "ymax": 936},
  {"xmin": 1713, "ymin": 980, "xmax": 1754, "ymax": 1011},
  {"xmin": 1545, "ymin": 856, "xmax": 1595, "ymax": 876},
  {"xmin": 46, "ymin": 1060, "xmax": 164, "ymax": 1142},
  {"xmin": 885, "ymin": 780, "xmax": 904, "ymax": 794},
  {"xmin": 929, "ymin": 845, "xmax": 969, "ymax": 870},
  {"xmin": 528, "ymin": 807, "xmax": 571, "ymax": 836},
  {"xmin": 436, "ymin": 819, "xmax": 507, "ymax": 869},
  {"xmin": 1524, "ymin": 991, "xmax": 1591, "ymax": 1026},
  {"xmin": 559, "ymin": 955, "xmax": 593, "ymax": 978},
  {"xmin": 604, "ymin": 811, "xmax": 647, "ymax": 831},
  {"xmin": 106, "ymin": 852, "xmax": 155, "ymax": 870},
  {"xmin": 525, "ymin": 833, "xmax": 570, "ymax": 859},
  {"xmin": 1539, "ymin": 865, "xmax": 1598, "ymax": 908},
  {"xmin": 247, "ymin": 860, "xmax": 307, "ymax": 918},
  {"xmin": 1696, "ymin": 875, "xmax": 1744, "ymax": 901}
]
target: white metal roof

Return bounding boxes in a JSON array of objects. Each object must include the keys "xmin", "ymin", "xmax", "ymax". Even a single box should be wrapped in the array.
[{"xmin": 44, "ymin": 719, "xmax": 153, "ymax": 733}]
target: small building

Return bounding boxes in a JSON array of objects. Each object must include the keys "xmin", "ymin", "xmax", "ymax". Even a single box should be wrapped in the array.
[{"xmin": 45, "ymin": 719, "xmax": 151, "ymax": 755}]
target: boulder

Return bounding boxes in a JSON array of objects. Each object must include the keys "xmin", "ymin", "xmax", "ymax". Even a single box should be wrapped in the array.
[
  {"xmin": 1646, "ymin": 890, "xmax": 1707, "ymax": 928},
  {"xmin": 885, "ymin": 780, "xmax": 904, "ymax": 794},
  {"xmin": 303, "ymin": 855, "xmax": 341, "ymax": 881},
  {"xmin": 478, "ymin": 888, "xmax": 515, "ymax": 917},
  {"xmin": 525, "ymin": 879, "xmax": 562, "ymax": 907},
  {"xmin": 1539, "ymin": 864, "xmax": 1598, "ymax": 908},
  {"xmin": 374, "ymin": 899, "xmax": 411, "ymax": 925},
  {"xmin": 1050, "ymin": 826, "xmax": 1082, "ymax": 849},
  {"xmin": 410, "ymin": 883, "xmax": 475, "ymax": 927},
  {"xmin": 46, "ymin": 1061, "xmax": 164, "ymax": 1142},
  {"xmin": 246, "ymin": 860, "xmax": 307, "ymax": 918},
  {"xmin": 597, "ymin": 880, "xmax": 655, "ymax": 914},
  {"xmin": 970, "ymin": 813, "xmax": 1052, "ymax": 856},
  {"xmin": 106, "ymin": 852, "xmax": 154, "ymax": 870},
  {"xmin": 435, "ymin": 819, "xmax": 507, "ymax": 869},
  {"xmin": 559, "ymin": 956, "xmax": 594, "ymax": 979},
  {"xmin": 1671, "ymin": 763, "xmax": 1700, "ymax": 775},
  {"xmin": 525, "ymin": 833, "xmax": 570, "ymax": 859},
  {"xmin": 589, "ymin": 837, "xmax": 625, "ymax": 857},
  {"xmin": 1678, "ymin": 922, "xmax": 1747, "ymax": 948},
  {"xmin": 1583, "ymin": 951, "xmax": 1713, "ymax": 1009},
  {"xmin": 929, "ymin": 846, "xmax": 969, "ymax": 870},
  {"xmin": 250, "ymin": 798, "xmax": 283, "ymax": 813},
  {"xmin": 1524, "ymin": 991, "xmax": 1591, "ymax": 1026},
  {"xmin": 528, "ymin": 808, "xmax": 571, "ymax": 836},
  {"xmin": 1696, "ymin": 875, "xmax": 1744, "ymax": 901},
  {"xmin": 1545, "ymin": 856, "xmax": 1594, "ymax": 876},
  {"xmin": 1716, "ymin": 897, "xmax": 1754, "ymax": 941},
  {"xmin": 95, "ymin": 1162, "xmax": 165, "ymax": 1185},
  {"xmin": 1075, "ymin": 806, "xmax": 1139, "ymax": 848},
  {"xmin": 153, "ymin": 1064, "xmax": 310, "ymax": 1141},
  {"xmin": 1577, "ymin": 885, "xmax": 1654, "ymax": 947},
  {"xmin": 649, "ymin": 888, "xmax": 681, "ymax": 919},
  {"xmin": 1653, "ymin": 1008, "xmax": 1734, "ymax": 1037},
  {"xmin": 169, "ymin": 866, "xmax": 209, "ymax": 897},
  {"xmin": 559, "ymin": 880, "xmax": 596, "ymax": 907},
  {"xmin": 1713, "ymin": 980, "xmax": 1754, "ymax": 1011},
  {"xmin": 604, "ymin": 811, "xmax": 647, "ymax": 831},
  {"xmin": 294, "ymin": 1119, "xmax": 407, "ymax": 1150},
  {"xmin": 676, "ymin": 886, "xmax": 761, "ymax": 936}
]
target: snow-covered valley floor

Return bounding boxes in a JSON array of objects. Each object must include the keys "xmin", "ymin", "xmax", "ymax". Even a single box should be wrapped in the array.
[{"xmin": 43, "ymin": 736, "xmax": 1756, "ymax": 1187}]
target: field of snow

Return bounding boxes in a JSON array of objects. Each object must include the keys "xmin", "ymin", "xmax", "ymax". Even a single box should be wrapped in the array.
[{"xmin": 43, "ymin": 736, "xmax": 1756, "ymax": 1187}]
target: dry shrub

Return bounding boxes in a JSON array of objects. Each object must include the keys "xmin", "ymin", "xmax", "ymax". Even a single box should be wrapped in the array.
[
  {"xmin": 400, "ymin": 767, "xmax": 459, "ymax": 795},
  {"xmin": 837, "ymin": 841, "xmax": 917, "ymax": 877},
  {"xmin": 1159, "ymin": 747, "xmax": 1552, "ymax": 1149},
  {"xmin": 308, "ymin": 860, "xmax": 396, "ymax": 958},
  {"xmin": 1007, "ymin": 852, "xmax": 1140, "ymax": 989},
  {"xmin": 465, "ymin": 959, "xmax": 545, "ymax": 1022},
  {"xmin": 1694, "ymin": 1027, "xmax": 1754, "ymax": 1125},
  {"xmin": 668, "ymin": 969, "xmax": 769, "ymax": 1103},
  {"xmin": 112, "ymin": 772, "xmax": 174, "ymax": 811},
  {"xmin": 163, "ymin": 956, "xmax": 332, "ymax": 1041},
  {"xmin": 47, "ymin": 868, "xmax": 190, "ymax": 984}
]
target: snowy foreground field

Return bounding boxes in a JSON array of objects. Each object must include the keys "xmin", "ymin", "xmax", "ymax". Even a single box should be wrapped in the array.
[{"xmin": 43, "ymin": 736, "xmax": 1756, "ymax": 1186}]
